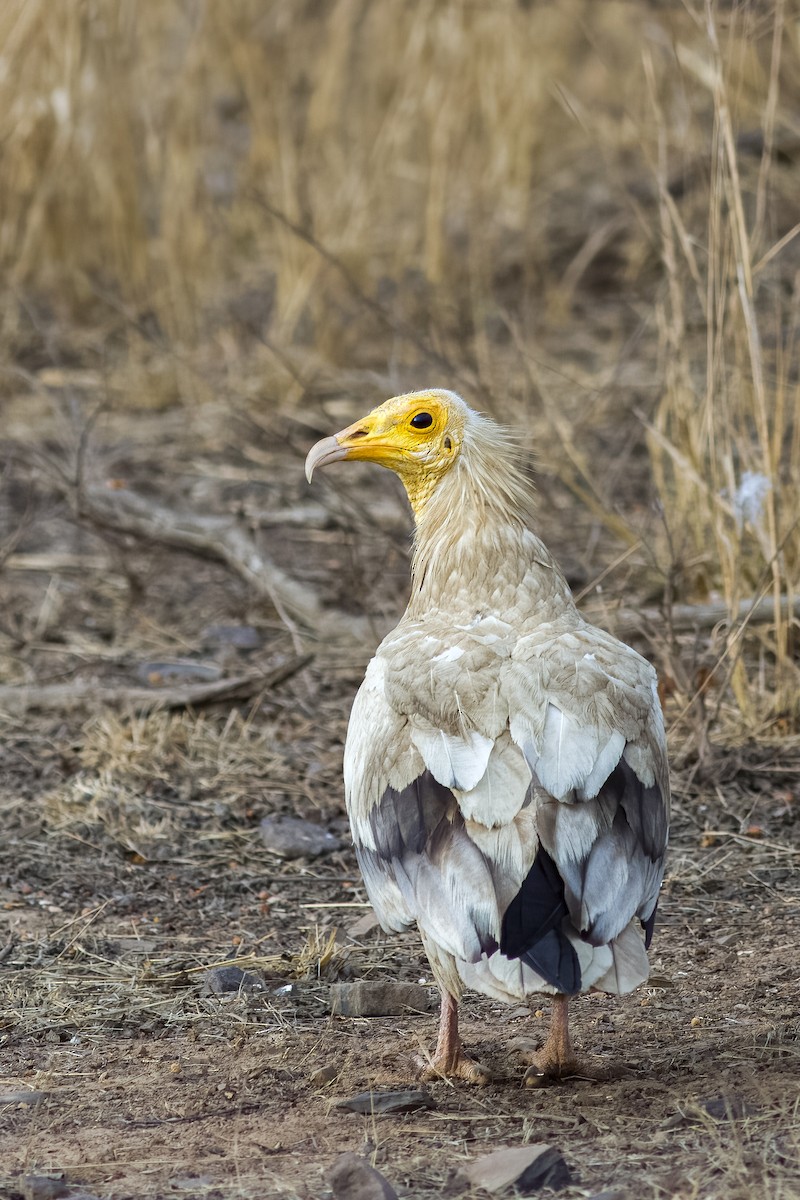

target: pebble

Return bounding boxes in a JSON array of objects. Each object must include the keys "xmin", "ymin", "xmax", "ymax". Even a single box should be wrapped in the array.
[
  {"xmin": 336, "ymin": 1089, "xmax": 435, "ymax": 1115},
  {"xmin": 457, "ymin": 1144, "xmax": 572, "ymax": 1194},
  {"xmin": 201, "ymin": 966, "xmax": 265, "ymax": 995},
  {"xmin": 346, "ymin": 910, "xmax": 381, "ymax": 939},
  {"xmin": 330, "ymin": 980, "xmax": 432, "ymax": 1017},
  {"xmin": 22, "ymin": 1178, "xmax": 69, "ymax": 1200},
  {"xmin": 0, "ymin": 1090, "xmax": 46, "ymax": 1107},
  {"xmin": 259, "ymin": 815, "xmax": 340, "ymax": 859},
  {"xmin": 328, "ymin": 1151, "xmax": 399, "ymax": 1200},
  {"xmin": 135, "ymin": 659, "xmax": 222, "ymax": 685},
  {"xmin": 202, "ymin": 624, "xmax": 262, "ymax": 650},
  {"xmin": 310, "ymin": 1064, "xmax": 340, "ymax": 1086},
  {"xmin": 700, "ymin": 1095, "xmax": 757, "ymax": 1121}
]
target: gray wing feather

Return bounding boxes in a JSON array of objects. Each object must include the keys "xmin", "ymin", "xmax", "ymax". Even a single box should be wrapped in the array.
[
  {"xmin": 537, "ymin": 754, "xmax": 668, "ymax": 945},
  {"xmin": 355, "ymin": 771, "xmax": 501, "ymax": 962},
  {"xmin": 345, "ymin": 617, "xmax": 669, "ymax": 995}
]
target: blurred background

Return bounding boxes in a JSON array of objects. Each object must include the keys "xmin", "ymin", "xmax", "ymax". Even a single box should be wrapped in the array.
[{"xmin": 1, "ymin": 0, "xmax": 799, "ymax": 742}]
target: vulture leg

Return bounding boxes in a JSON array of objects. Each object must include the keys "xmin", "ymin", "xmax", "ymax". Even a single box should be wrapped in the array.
[
  {"xmin": 522, "ymin": 995, "xmax": 598, "ymax": 1087},
  {"xmin": 419, "ymin": 991, "xmax": 491, "ymax": 1084}
]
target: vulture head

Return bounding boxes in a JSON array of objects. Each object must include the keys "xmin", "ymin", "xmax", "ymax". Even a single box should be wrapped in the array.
[
  {"xmin": 305, "ymin": 389, "xmax": 469, "ymax": 497},
  {"xmin": 306, "ymin": 389, "xmax": 533, "ymax": 527}
]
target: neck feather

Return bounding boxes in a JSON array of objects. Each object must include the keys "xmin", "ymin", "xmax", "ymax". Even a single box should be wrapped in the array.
[{"xmin": 404, "ymin": 420, "xmax": 564, "ymax": 615}]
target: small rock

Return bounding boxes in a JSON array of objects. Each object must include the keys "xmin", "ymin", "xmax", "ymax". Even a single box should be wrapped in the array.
[
  {"xmin": 22, "ymin": 1177, "xmax": 69, "ymax": 1200},
  {"xmin": 347, "ymin": 910, "xmax": 381, "ymax": 940},
  {"xmin": 336, "ymin": 1089, "xmax": 435, "ymax": 1115},
  {"xmin": 202, "ymin": 624, "xmax": 261, "ymax": 650},
  {"xmin": 0, "ymin": 1090, "xmax": 46, "ymax": 1107},
  {"xmin": 457, "ymin": 1144, "xmax": 572, "ymax": 1194},
  {"xmin": 330, "ymin": 980, "xmax": 432, "ymax": 1017},
  {"xmin": 201, "ymin": 966, "xmax": 265, "ymax": 996},
  {"xmin": 508, "ymin": 1035, "xmax": 540, "ymax": 1055},
  {"xmin": 135, "ymin": 659, "xmax": 222, "ymax": 685},
  {"xmin": 328, "ymin": 1152, "xmax": 398, "ymax": 1200},
  {"xmin": 259, "ymin": 815, "xmax": 340, "ymax": 859},
  {"xmin": 310, "ymin": 1064, "xmax": 340, "ymax": 1086},
  {"xmin": 700, "ymin": 1095, "xmax": 757, "ymax": 1121}
]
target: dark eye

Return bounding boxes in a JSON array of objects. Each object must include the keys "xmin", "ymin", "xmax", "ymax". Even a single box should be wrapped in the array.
[{"xmin": 410, "ymin": 412, "xmax": 433, "ymax": 429}]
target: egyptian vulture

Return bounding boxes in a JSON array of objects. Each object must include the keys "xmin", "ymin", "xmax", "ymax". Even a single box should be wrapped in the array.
[{"xmin": 306, "ymin": 390, "xmax": 669, "ymax": 1084}]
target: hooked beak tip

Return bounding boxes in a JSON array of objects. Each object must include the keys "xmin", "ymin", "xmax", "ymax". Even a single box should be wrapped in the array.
[{"xmin": 304, "ymin": 435, "xmax": 347, "ymax": 483}]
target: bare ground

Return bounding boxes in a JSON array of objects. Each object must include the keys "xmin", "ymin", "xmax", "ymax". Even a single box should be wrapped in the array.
[{"xmin": 1, "ymin": 395, "xmax": 800, "ymax": 1200}]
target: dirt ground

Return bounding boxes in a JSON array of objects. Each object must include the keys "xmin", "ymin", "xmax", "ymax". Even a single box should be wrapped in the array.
[{"xmin": 1, "ymin": 393, "xmax": 799, "ymax": 1200}]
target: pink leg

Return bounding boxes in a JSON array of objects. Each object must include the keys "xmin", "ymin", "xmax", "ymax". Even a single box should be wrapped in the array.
[
  {"xmin": 522, "ymin": 995, "xmax": 606, "ymax": 1087},
  {"xmin": 419, "ymin": 991, "xmax": 491, "ymax": 1084}
]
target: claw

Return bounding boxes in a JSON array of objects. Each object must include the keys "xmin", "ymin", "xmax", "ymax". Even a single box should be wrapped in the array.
[
  {"xmin": 519, "ymin": 995, "xmax": 607, "ymax": 1086},
  {"xmin": 418, "ymin": 1050, "xmax": 492, "ymax": 1085}
]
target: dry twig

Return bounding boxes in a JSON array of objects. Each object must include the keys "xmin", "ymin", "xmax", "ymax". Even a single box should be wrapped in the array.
[
  {"xmin": 605, "ymin": 596, "xmax": 800, "ymax": 637},
  {"xmin": 0, "ymin": 655, "xmax": 312, "ymax": 716},
  {"xmin": 73, "ymin": 485, "xmax": 366, "ymax": 641}
]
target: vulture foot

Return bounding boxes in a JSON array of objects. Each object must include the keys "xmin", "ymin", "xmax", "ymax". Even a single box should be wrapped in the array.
[
  {"xmin": 419, "ymin": 990, "xmax": 491, "ymax": 1083},
  {"xmin": 417, "ymin": 1049, "xmax": 491, "ymax": 1085},
  {"xmin": 521, "ymin": 1048, "xmax": 606, "ymax": 1087}
]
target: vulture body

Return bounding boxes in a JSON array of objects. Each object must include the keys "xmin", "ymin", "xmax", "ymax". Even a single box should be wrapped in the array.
[{"xmin": 306, "ymin": 390, "xmax": 669, "ymax": 1083}]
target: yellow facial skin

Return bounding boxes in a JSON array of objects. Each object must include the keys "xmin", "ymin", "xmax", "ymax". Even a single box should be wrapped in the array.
[{"xmin": 305, "ymin": 390, "xmax": 466, "ymax": 515}]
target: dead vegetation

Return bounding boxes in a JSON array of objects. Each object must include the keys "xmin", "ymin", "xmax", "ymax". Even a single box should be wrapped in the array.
[{"xmin": 1, "ymin": 1, "xmax": 800, "ymax": 1197}]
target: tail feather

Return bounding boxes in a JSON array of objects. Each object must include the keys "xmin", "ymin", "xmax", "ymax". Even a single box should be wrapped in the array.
[{"xmin": 500, "ymin": 846, "xmax": 581, "ymax": 995}]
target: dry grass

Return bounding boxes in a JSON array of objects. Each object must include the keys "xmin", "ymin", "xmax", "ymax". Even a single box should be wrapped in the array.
[
  {"xmin": 1, "ymin": 0, "xmax": 798, "ymax": 741},
  {"xmin": 645, "ymin": 2, "xmax": 800, "ymax": 730}
]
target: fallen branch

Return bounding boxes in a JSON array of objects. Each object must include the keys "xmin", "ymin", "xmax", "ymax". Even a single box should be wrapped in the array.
[
  {"xmin": 600, "ymin": 595, "xmax": 800, "ymax": 636},
  {"xmin": 74, "ymin": 485, "xmax": 368, "ymax": 641},
  {"xmin": 0, "ymin": 654, "xmax": 312, "ymax": 717}
]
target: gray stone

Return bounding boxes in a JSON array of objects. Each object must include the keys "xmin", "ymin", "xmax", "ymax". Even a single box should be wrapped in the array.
[
  {"xmin": 700, "ymin": 1094, "xmax": 757, "ymax": 1121},
  {"xmin": 134, "ymin": 659, "xmax": 221, "ymax": 685},
  {"xmin": 259, "ymin": 815, "xmax": 340, "ymax": 859},
  {"xmin": 0, "ymin": 1090, "xmax": 46, "ymax": 1106},
  {"xmin": 336, "ymin": 1089, "xmax": 435, "ymax": 1116},
  {"xmin": 202, "ymin": 624, "xmax": 261, "ymax": 650},
  {"xmin": 330, "ymin": 980, "xmax": 432, "ymax": 1017},
  {"xmin": 328, "ymin": 1152, "xmax": 398, "ymax": 1200},
  {"xmin": 201, "ymin": 966, "xmax": 265, "ymax": 995},
  {"xmin": 457, "ymin": 1144, "xmax": 572, "ymax": 1194},
  {"xmin": 22, "ymin": 1178, "xmax": 69, "ymax": 1200}
]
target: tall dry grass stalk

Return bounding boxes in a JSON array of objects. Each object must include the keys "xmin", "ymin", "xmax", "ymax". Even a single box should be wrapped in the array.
[
  {"xmin": 0, "ymin": 1, "xmax": 797, "ymax": 728},
  {"xmin": 0, "ymin": 2, "xmax": 697, "ymax": 357},
  {"xmin": 642, "ymin": 1, "xmax": 800, "ymax": 728},
  {"xmin": 0, "ymin": 0, "xmax": 552, "ymax": 340}
]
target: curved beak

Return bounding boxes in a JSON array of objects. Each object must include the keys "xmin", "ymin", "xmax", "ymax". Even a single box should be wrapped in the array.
[
  {"xmin": 305, "ymin": 408, "xmax": 400, "ymax": 483},
  {"xmin": 305, "ymin": 435, "xmax": 348, "ymax": 483}
]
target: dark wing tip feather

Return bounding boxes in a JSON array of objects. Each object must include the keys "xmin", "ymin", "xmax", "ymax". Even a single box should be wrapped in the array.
[
  {"xmin": 641, "ymin": 901, "xmax": 658, "ymax": 949},
  {"xmin": 500, "ymin": 846, "xmax": 582, "ymax": 995},
  {"xmin": 520, "ymin": 930, "xmax": 581, "ymax": 996}
]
